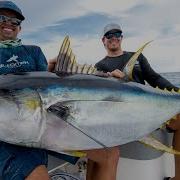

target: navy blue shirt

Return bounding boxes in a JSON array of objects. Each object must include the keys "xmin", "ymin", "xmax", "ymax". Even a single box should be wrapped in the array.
[
  {"xmin": 0, "ymin": 44, "xmax": 79, "ymax": 165},
  {"xmin": 0, "ymin": 45, "xmax": 47, "ymax": 74}
]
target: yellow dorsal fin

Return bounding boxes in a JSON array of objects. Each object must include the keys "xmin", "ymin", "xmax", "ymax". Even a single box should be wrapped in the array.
[
  {"xmin": 55, "ymin": 36, "xmax": 106, "ymax": 76},
  {"xmin": 139, "ymin": 135, "xmax": 180, "ymax": 155},
  {"xmin": 55, "ymin": 36, "xmax": 77, "ymax": 73},
  {"xmin": 123, "ymin": 40, "xmax": 153, "ymax": 80}
]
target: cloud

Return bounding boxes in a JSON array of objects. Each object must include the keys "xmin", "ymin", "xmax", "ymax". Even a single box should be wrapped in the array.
[
  {"xmin": 21, "ymin": 12, "xmax": 114, "ymax": 43},
  {"xmin": 14, "ymin": 0, "xmax": 180, "ymax": 72}
]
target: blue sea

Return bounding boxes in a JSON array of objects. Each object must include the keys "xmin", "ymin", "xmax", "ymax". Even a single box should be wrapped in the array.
[{"xmin": 161, "ymin": 72, "xmax": 180, "ymax": 87}]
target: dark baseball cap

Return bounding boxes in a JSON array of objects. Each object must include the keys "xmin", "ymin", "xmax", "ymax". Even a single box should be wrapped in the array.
[{"xmin": 0, "ymin": 1, "xmax": 25, "ymax": 20}]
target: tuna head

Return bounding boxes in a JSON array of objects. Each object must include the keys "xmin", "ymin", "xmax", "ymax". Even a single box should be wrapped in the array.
[{"xmin": 0, "ymin": 86, "xmax": 46, "ymax": 146}]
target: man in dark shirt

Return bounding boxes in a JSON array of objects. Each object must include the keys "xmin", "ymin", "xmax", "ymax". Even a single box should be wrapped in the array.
[{"xmin": 95, "ymin": 23, "xmax": 180, "ymax": 180}]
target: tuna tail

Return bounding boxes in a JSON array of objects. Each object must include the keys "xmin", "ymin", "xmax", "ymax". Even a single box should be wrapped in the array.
[
  {"xmin": 139, "ymin": 135, "xmax": 180, "ymax": 155},
  {"xmin": 55, "ymin": 36, "xmax": 107, "ymax": 77},
  {"xmin": 123, "ymin": 40, "xmax": 153, "ymax": 81}
]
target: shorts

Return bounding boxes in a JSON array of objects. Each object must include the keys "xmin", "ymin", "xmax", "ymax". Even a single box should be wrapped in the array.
[{"xmin": 0, "ymin": 141, "xmax": 48, "ymax": 180}]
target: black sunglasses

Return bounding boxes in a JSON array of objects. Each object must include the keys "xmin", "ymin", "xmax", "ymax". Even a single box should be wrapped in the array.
[
  {"xmin": 105, "ymin": 32, "xmax": 122, "ymax": 39},
  {"xmin": 0, "ymin": 15, "xmax": 22, "ymax": 26}
]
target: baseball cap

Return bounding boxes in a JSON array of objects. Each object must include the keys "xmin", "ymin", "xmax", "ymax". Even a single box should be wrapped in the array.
[
  {"xmin": 103, "ymin": 23, "xmax": 122, "ymax": 36},
  {"xmin": 0, "ymin": 1, "xmax": 25, "ymax": 20}
]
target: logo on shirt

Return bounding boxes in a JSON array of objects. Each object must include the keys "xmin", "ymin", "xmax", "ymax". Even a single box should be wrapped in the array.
[
  {"xmin": 134, "ymin": 61, "xmax": 140, "ymax": 67},
  {"xmin": 6, "ymin": 55, "xmax": 19, "ymax": 63},
  {"xmin": 0, "ymin": 54, "xmax": 29, "ymax": 69}
]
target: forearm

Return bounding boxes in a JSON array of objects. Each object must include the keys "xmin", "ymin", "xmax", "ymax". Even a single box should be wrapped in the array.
[
  {"xmin": 140, "ymin": 56, "xmax": 179, "ymax": 91},
  {"xmin": 144, "ymin": 70, "xmax": 179, "ymax": 91}
]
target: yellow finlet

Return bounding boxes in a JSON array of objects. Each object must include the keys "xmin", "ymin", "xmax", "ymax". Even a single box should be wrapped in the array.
[
  {"xmin": 171, "ymin": 88, "xmax": 176, "ymax": 93},
  {"xmin": 65, "ymin": 151, "xmax": 87, "ymax": 157}
]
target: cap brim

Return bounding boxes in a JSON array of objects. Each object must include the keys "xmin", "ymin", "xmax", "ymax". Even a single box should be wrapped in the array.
[
  {"xmin": 0, "ymin": 7, "xmax": 25, "ymax": 20},
  {"xmin": 104, "ymin": 29, "xmax": 122, "ymax": 36}
]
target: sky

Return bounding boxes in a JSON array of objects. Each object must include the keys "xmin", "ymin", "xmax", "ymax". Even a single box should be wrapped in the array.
[{"xmin": 13, "ymin": 0, "xmax": 180, "ymax": 73}]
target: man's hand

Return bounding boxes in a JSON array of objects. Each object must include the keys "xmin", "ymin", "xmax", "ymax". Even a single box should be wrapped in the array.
[
  {"xmin": 48, "ymin": 58, "xmax": 57, "ymax": 72},
  {"xmin": 107, "ymin": 69, "xmax": 125, "ymax": 79},
  {"xmin": 95, "ymin": 71, "xmax": 109, "ymax": 77}
]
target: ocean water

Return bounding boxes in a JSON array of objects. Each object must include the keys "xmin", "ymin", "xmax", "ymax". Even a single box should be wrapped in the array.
[{"xmin": 161, "ymin": 72, "xmax": 180, "ymax": 87}]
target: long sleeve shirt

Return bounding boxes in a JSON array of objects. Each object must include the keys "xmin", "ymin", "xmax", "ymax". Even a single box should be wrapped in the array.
[{"xmin": 95, "ymin": 52, "xmax": 179, "ymax": 91}]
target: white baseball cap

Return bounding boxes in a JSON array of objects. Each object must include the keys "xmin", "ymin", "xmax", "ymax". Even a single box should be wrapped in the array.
[{"xmin": 103, "ymin": 23, "xmax": 122, "ymax": 36}]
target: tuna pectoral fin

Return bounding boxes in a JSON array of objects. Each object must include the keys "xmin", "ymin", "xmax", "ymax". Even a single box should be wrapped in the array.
[
  {"xmin": 55, "ymin": 36, "xmax": 106, "ymax": 76},
  {"xmin": 139, "ymin": 136, "xmax": 180, "ymax": 155},
  {"xmin": 47, "ymin": 102, "xmax": 107, "ymax": 149},
  {"xmin": 47, "ymin": 102, "xmax": 69, "ymax": 119}
]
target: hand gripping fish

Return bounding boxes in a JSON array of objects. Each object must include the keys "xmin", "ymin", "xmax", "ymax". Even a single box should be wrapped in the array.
[{"xmin": 0, "ymin": 36, "xmax": 179, "ymax": 157}]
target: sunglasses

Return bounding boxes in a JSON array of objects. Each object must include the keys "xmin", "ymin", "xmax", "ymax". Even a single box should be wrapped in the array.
[
  {"xmin": 104, "ymin": 32, "xmax": 122, "ymax": 39},
  {"xmin": 0, "ymin": 15, "xmax": 22, "ymax": 26}
]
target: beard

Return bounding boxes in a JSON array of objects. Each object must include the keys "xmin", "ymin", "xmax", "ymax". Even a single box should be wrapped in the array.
[
  {"xmin": 109, "ymin": 44, "xmax": 120, "ymax": 52},
  {"xmin": 108, "ymin": 39, "xmax": 120, "ymax": 51}
]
